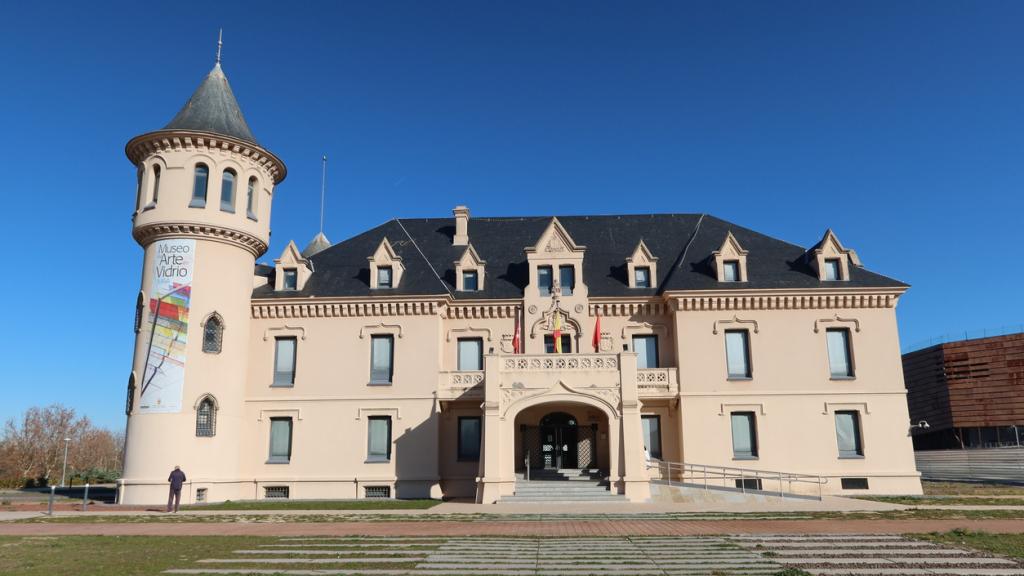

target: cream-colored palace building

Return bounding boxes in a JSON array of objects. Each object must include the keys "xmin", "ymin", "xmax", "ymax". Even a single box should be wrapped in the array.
[{"xmin": 119, "ymin": 55, "xmax": 922, "ymax": 505}]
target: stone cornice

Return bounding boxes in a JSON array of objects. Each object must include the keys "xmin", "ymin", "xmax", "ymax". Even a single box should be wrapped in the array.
[
  {"xmin": 125, "ymin": 130, "xmax": 286, "ymax": 184},
  {"xmin": 252, "ymin": 299, "xmax": 441, "ymax": 319},
  {"xmin": 665, "ymin": 287, "xmax": 905, "ymax": 311},
  {"xmin": 134, "ymin": 222, "xmax": 267, "ymax": 257}
]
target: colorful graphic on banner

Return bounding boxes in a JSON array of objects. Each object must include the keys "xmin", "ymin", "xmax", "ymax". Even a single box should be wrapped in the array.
[{"xmin": 139, "ymin": 239, "xmax": 195, "ymax": 413}]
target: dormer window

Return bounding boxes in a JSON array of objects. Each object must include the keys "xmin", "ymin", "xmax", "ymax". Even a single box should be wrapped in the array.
[
  {"xmin": 712, "ymin": 232, "xmax": 748, "ymax": 283},
  {"xmin": 282, "ymin": 268, "xmax": 298, "ymax": 290},
  {"xmin": 723, "ymin": 260, "xmax": 740, "ymax": 282},
  {"xmin": 538, "ymin": 266, "xmax": 553, "ymax": 296},
  {"xmin": 377, "ymin": 266, "xmax": 393, "ymax": 289},
  {"xmin": 454, "ymin": 244, "xmax": 486, "ymax": 292},
  {"xmin": 824, "ymin": 258, "xmax": 841, "ymax": 281},
  {"xmin": 634, "ymin": 267, "xmax": 651, "ymax": 288}
]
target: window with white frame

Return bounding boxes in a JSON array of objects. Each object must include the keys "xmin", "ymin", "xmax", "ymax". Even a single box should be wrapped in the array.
[
  {"xmin": 370, "ymin": 335, "xmax": 394, "ymax": 384},
  {"xmin": 731, "ymin": 412, "xmax": 758, "ymax": 459},
  {"xmin": 367, "ymin": 416, "xmax": 392, "ymax": 462},
  {"xmin": 641, "ymin": 415, "xmax": 662, "ymax": 459},
  {"xmin": 835, "ymin": 411, "xmax": 864, "ymax": 457},
  {"xmin": 725, "ymin": 330, "xmax": 752, "ymax": 378},
  {"xmin": 268, "ymin": 417, "xmax": 292, "ymax": 463},
  {"xmin": 273, "ymin": 337, "xmax": 296, "ymax": 387},
  {"xmin": 632, "ymin": 335, "xmax": 658, "ymax": 369},
  {"xmin": 457, "ymin": 338, "xmax": 483, "ymax": 371},
  {"xmin": 826, "ymin": 328, "xmax": 854, "ymax": 378}
]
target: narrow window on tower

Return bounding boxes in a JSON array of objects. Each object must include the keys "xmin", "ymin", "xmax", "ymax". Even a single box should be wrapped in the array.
[
  {"xmin": 150, "ymin": 164, "xmax": 161, "ymax": 206},
  {"xmin": 134, "ymin": 167, "xmax": 143, "ymax": 211},
  {"xmin": 246, "ymin": 177, "xmax": 258, "ymax": 221},
  {"xmin": 190, "ymin": 164, "xmax": 209, "ymax": 208},
  {"xmin": 220, "ymin": 169, "xmax": 236, "ymax": 213},
  {"xmin": 202, "ymin": 314, "xmax": 224, "ymax": 354}
]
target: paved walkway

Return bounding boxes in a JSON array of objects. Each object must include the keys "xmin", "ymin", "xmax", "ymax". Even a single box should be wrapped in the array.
[
  {"xmin": 3, "ymin": 518, "xmax": 1024, "ymax": 536},
  {"xmin": 159, "ymin": 534, "xmax": 1024, "ymax": 576}
]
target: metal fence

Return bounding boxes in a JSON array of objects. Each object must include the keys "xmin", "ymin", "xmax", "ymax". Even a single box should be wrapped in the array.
[{"xmin": 915, "ymin": 446, "xmax": 1024, "ymax": 484}]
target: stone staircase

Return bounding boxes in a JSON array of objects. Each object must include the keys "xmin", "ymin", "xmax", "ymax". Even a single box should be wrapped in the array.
[{"xmin": 500, "ymin": 469, "xmax": 627, "ymax": 503}]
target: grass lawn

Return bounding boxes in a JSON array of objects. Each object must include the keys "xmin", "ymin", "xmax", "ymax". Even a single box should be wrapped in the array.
[
  {"xmin": 922, "ymin": 481, "xmax": 1024, "ymax": 496},
  {"xmin": 856, "ymin": 496, "xmax": 1024, "ymax": 506},
  {"xmin": 181, "ymin": 498, "xmax": 441, "ymax": 511},
  {"xmin": 913, "ymin": 529, "xmax": 1024, "ymax": 560},
  {"xmin": 0, "ymin": 535, "xmax": 425, "ymax": 575}
]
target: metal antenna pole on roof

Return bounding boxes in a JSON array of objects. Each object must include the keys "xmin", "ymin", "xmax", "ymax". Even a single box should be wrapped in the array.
[
  {"xmin": 320, "ymin": 155, "xmax": 328, "ymax": 235},
  {"xmin": 216, "ymin": 29, "xmax": 223, "ymax": 64}
]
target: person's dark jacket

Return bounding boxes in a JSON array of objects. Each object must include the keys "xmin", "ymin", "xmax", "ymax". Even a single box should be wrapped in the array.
[{"xmin": 168, "ymin": 469, "xmax": 186, "ymax": 491}]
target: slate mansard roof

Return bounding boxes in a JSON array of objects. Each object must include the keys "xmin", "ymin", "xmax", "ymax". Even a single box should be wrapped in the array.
[{"xmin": 253, "ymin": 214, "xmax": 907, "ymax": 300}]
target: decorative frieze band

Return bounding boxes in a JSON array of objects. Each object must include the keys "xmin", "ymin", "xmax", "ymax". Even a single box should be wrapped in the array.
[
  {"xmin": 589, "ymin": 302, "xmax": 667, "ymax": 317},
  {"xmin": 445, "ymin": 304, "xmax": 519, "ymax": 319},
  {"xmin": 676, "ymin": 293, "xmax": 897, "ymax": 311},
  {"xmin": 126, "ymin": 130, "xmax": 286, "ymax": 183},
  {"xmin": 252, "ymin": 300, "xmax": 439, "ymax": 319},
  {"xmin": 134, "ymin": 222, "xmax": 267, "ymax": 257}
]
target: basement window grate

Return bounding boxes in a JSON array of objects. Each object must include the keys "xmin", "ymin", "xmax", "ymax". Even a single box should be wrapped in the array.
[
  {"xmin": 195, "ymin": 488, "xmax": 207, "ymax": 503},
  {"xmin": 365, "ymin": 486, "xmax": 390, "ymax": 499},
  {"xmin": 734, "ymin": 478, "xmax": 763, "ymax": 491},
  {"xmin": 841, "ymin": 477, "xmax": 870, "ymax": 490},
  {"xmin": 264, "ymin": 486, "xmax": 290, "ymax": 499}
]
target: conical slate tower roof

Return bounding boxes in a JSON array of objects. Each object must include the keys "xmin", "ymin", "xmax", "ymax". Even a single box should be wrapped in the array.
[
  {"xmin": 164, "ymin": 62, "xmax": 258, "ymax": 144},
  {"xmin": 301, "ymin": 232, "xmax": 332, "ymax": 258}
]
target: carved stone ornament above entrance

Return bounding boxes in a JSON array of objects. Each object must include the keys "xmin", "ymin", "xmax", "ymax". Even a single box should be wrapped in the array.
[{"xmin": 499, "ymin": 380, "xmax": 621, "ymax": 419}]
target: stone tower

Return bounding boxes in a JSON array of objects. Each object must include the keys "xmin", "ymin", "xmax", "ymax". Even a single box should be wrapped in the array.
[{"xmin": 120, "ymin": 50, "xmax": 286, "ymax": 505}]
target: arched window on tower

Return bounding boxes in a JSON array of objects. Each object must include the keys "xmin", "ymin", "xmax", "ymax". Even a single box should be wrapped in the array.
[
  {"xmin": 134, "ymin": 292, "xmax": 145, "ymax": 334},
  {"xmin": 220, "ymin": 169, "xmax": 236, "ymax": 213},
  {"xmin": 202, "ymin": 313, "xmax": 224, "ymax": 354},
  {"xmin": 246, "ymin": 177, "xmax": 258, "ymax": 221},
  {"xmin": 151, "ymin": 164, "xmax": 161, "ymax": 205},
  {"xmin": 196, "ymin": 396, "xmax": 217, "ymax": 437},
  {"xmin": 190, "ymin": 164, "xmax": 209, "ymax": 208},
  {"xmin": 126, "ymin": 373, "xmax": 136, "ymax": 416},
  {"xmin": 134, "ymin": 167, "xmax": 144, "ymax": 211}
]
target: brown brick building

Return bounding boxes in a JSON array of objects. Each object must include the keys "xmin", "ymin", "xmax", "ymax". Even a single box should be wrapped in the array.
[{"xmin": 903, "ymin": 333, "xmax": 1024, "ymax": 450}]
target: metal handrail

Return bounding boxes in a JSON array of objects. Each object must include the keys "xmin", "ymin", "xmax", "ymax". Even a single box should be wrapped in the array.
[{"xmin": 647, "ymin": 460, "xmax": 829, "ymax": 501}]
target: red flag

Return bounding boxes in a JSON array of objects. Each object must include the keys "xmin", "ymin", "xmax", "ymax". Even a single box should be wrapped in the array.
[
  {"xmin": 512, "ymin": 309, "xmax": 521, "ymax": 354},
  {"xmin": 592, "ymin": 311, "xmax": 601, "ymax": 352}
]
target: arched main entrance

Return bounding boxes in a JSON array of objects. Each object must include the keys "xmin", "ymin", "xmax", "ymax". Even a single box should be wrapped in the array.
[{"xmin": 516, "ymin": 404, "xmax": 606, "ymax": 472}]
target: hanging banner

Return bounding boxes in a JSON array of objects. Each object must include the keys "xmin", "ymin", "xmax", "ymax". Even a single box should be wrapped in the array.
[{"xmin": 139, "ymin": 239, "xmax": 195, "ymax": 413}]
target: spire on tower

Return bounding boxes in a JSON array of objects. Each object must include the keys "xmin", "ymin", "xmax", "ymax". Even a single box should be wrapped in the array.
[{"xmin": 216, "ymin": 29, "xmax": 223, "ymax": 64}]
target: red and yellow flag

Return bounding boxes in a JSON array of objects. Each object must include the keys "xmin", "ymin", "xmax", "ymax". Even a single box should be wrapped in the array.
[{"xmin": 552, "ymin": 311, "xmax": 563, "ymax": 353}]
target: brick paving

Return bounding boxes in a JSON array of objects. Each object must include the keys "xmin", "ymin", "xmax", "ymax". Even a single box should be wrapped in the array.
[
  {"xmin": 3, "ymin": 518, "xmax": 1024, "ymax": 536},
  {"xmin": 158, "ymin": 535, "xmax": 1024, "ymax": 576}
]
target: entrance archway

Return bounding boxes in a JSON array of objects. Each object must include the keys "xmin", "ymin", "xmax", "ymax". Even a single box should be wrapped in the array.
[{"xmin": 515, "ymin": 404, "xmax": 607, "ymax": 473}]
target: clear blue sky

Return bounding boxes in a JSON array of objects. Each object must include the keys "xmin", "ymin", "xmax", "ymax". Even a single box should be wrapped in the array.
[{"xmin": 1, "ymin": 1, "xmax": 1021, "ymax": 431}]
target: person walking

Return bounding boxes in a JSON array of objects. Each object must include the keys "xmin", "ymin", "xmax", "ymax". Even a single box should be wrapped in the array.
[{"xmin": 167, "ymin": 466, "xmax": 186, "ymax": 513}]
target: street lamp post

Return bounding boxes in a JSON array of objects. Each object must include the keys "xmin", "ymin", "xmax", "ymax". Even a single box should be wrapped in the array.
[{"xmin": 60, "ymin": 437, "xmax": 70, "ymax": 488}]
